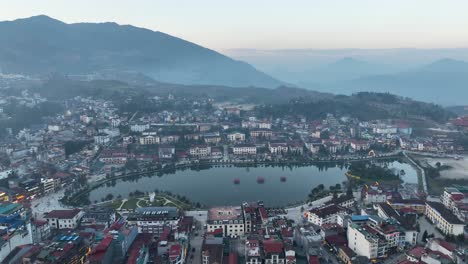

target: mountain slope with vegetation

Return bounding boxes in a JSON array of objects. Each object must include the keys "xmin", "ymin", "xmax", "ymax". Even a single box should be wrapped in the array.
[
  {"xmin": 0, "ymin": 15, "xmax": 282, "ymax": 88},
  {"xmin": 255, "ymin": 92, "xmax": 455, "ymax": 122}
]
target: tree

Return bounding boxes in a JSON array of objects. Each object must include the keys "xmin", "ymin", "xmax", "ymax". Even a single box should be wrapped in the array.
[
  {"xmin": 320, "ymin": 130, "xmax": 330, "ymax": 139},
  {"xmin": 333, "ymin": 192, "xmax": 338, "ymax": 200},
  {"xmin": 105, "ymin": 193, "xmax": 114, "ymax": 201},
  {"xmin": 422, "ymin": 230, "xmax": 428, "ymax": 242}
]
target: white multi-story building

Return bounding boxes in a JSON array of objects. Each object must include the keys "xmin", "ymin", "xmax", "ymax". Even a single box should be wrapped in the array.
[
  {"xmin": 372, "ymin": 126, "xmax": 397, "ymax": 135},
  {"xmin": 44, "ymin": 209, "xmax": 84, "ymax": 230},
  {"xmin": 442, "ymin": 187, "xmax": 463, "ymax": 208},
  {"xmin": 307, "ymin": 204, "xmax": 349, "ymax": 226},
  {"xmin": 94, "ymin": 133, "xmax": 111, "ymax": 145},
  {"xmin": 269, "ymin": 143, "xmax": 288, "ymax": 154},
  {"xmin": 190, "ymin": 145, "xmax": 211, "ymax": 157},
  {"xmin": 258, "ymin": 121, "xmax": 272, "ymax": 129},
  {"xmin": 31, "ymin": 220, "xmax": 51, "ymax": 243},
  {"xmin": 111, "ymin": 118, "xmax": 121, "ymax": 128},
  {"xmin": 41, "ymin": 178, "xmax": 56, "ymax": 194},
  {"xmin": 245, "ymin": 240, "xmax": 261, "ymax": 264},
  {"xmin": 328, "ymin": 194, "xmax": 355, "ymax": 209},
  {"xmin": 206, "ymin": 206, "xmax": 245, "ymax": 238},
  {"xmin": 425, "ymin": 201, "xmax": 465, "ymax": 236},
  {"xmin": 347, "ymin": 223, "xmax": 385, "ymax": 259},
  {"xmin": 263, "ymin": 240, "xmax": 285, "ymax": 264},
  {"xmin": 362, "ymin": 185, "xmax": 387, "ymax": 205},
  {"xmin": 47, "ymin": 124, "xmax": 61, "ymax": 132},
  {"xmin": 232, "ymin": 145, "xmax": 257, "ymax": 155},
  {"xmin": 127, "ymin": 207, "xmax": 180, "ymax": 235},
  {"xmin": 139, "ymin": 135, "xmax": 160, "ymax": 145},
  {"xmin": 242, "ymin": 120, "xmax": 270, "ymax": 129},
  {"xmin": 130, "ymin": 123, "xmax": 150, "ymax": 132},
  {"xmin": 227, "ymin": 132, "xmax": 245, "ymax": 142},
  {"xmin": 250, "ymin": 129, "xmax": 273, "ymax": 138},
  {"xmin": 348, "ymin": 213, "xmax": 419, "ymax": 260},
  {"xmin": 80, "ymin": 115, "xmax": 92, "ymax": 124},
  {"xmin": 441, "ymin": 187, "xmax": 467, "ymax": 222}
]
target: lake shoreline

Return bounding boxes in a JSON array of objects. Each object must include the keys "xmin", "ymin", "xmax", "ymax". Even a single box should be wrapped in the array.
[{"xmin": 64, "ymin": 155, "xmax": 405, "ymax": 207}]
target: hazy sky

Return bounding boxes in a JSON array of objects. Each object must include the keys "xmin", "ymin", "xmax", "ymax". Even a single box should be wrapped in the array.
[{"xmin": 1, "ymin": 0, "xmax": 468, "ymax": 51}]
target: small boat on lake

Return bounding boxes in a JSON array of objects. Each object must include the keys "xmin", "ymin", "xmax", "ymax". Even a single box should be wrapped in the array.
[
  {"xmin": 257, "ymin": 176, "xmax": 265, "ymax": 184},
  {"xmin": 233, "ymin": 178, "xmax": 240, "ymax": 184},
  {"xmin": 280, "ymin": 176, "xmax": 287, "ymax": 182}
]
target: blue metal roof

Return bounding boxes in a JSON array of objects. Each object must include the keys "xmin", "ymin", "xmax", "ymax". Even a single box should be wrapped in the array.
[{"xmin": 351, "ymin": 215, "xmax": 369, "ymax": 221}]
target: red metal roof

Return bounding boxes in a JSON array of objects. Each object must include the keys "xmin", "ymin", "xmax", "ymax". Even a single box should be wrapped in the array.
[
  {"xmin": 228, "ymin": 252, "xmax": 238, "ymax": 264},
  {"xmin": 436, "ymin": 239, "xmax": 457, "ymax": 252},
  {"xmin": 451, "ymin": 193, "xmax": 465, "ymax": 201},
  {"xmin": 308, "ymin": 256, "xmax": 320, "ymax": 264},
  {"xmin": 169, "ymin": 244, "xmax": 182, "ymax": 262},
  {"xmin": 259, "ymin": 207, "xmax": 268, "ymax": 219},
  {"xmin": 45, "ymin": 208, "xmax": 81, "ymax": 219},
  {"xmin": 408, "ymin": 246, "xmax": 426, "ymax": 258},
  {"xmin": 263, "ymin": 240, "xmax": 283, "ymax": 254}
]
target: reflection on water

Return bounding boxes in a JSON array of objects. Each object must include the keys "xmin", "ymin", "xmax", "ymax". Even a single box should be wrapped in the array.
[{"xmin": 88, "ymin": 161, "xmax": 415, "ymax": 207}]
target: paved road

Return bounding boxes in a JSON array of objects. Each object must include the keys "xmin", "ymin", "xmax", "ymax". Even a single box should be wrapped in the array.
[
  {"xmin": 320, "ymin": 246, "xmax": 339, "ymax": 264},
  {"xmin": 383, "ymin": 253, "xmax": 406, "ymax": 264},
  {"xmin": 31, "ymin": 189, "xmax": 71, "ymax": 219},
  {"xmin": 186, "ymin": 210, "xmax": 208, "ymax": 227},
  {"xmin": 418, "ymin": 217, "xmax": 443, "ymax": 244},
  {"xmin": 189, "ymin": 232, "xmax": 203, "ymax": 264},
  {"xmin": 186, "ymin": 210, "xmax": 207, "ymax": 264},
  {"xmin": 403, "ymin": 151, "xmax": 427, "ymax": 193},
  {"xmin": 278, "ymin": 195, "xmax": 333, "ymax": 224}
]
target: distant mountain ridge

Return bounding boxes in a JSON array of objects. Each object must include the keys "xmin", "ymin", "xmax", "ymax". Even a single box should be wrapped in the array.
[
  {"xmin": 0, "ymin": 15, "xmax": 283, "ymax": 88},
  {"xmin": 226, "ymin": 49, "xmax": 468, "ymax": 105},
  {"xmin": 334, "ymin": 58, "xmax": 468, "ymax": 105}
]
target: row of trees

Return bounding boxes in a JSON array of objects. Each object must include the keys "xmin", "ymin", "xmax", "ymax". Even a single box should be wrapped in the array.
[
  {"xmin": 308, "ymin": 183, "xmax": 343, "ymax": 201},
  {"xmin": 348, "ymin": 161, "xmax": 400, "ymax": 181}
]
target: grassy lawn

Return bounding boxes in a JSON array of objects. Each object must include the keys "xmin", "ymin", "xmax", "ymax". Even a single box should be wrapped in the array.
[
  {"xmin": 110, "ymin": 200, "xmax": 123, "ymax": 208},
  {"xmin": 121, "ymin": 198, "xmax": 139, "ymax": 210}
]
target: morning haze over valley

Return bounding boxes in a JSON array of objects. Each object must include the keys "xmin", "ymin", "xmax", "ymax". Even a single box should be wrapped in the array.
[{"xmin": 0, "ymin": 1, "xmax": 467, "ymax": 264}]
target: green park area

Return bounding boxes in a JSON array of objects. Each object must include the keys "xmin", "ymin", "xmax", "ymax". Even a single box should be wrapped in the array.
[{"xmin": 108, "ymin": 194, "xmax": 192, "ymax": 211}]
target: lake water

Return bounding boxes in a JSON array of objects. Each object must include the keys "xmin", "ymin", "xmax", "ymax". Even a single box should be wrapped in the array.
[{"xmin": 88, "ymin": 160, "xmax": 417, "ymax": 207}]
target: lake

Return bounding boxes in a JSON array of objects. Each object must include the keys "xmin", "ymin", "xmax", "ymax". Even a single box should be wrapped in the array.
[{"xmin": 88, "ymin": 160, "xmax": 416, "ymax": 207}]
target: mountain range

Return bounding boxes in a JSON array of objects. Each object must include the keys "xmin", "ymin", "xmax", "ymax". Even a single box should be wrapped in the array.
[
  {"xmin": 0, "ymin": 15, "xmax": 282, "ymax": 88},
  {"xmin": 1, "ymin": 16, "xmax": 467, "ymax": 106},
  {"xmin": 330, "ymin": 58, "xmax": 468, "ymax": 105},
  {"xmin": 226, "ymin": 49, "xmax": 468, "ymax": 105}
]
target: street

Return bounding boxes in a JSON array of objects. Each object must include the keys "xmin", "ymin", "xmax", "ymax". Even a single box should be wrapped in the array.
[
  {"xmin": 279, "ymin": 195, "xmax": 333, "ymax": 224},
  {"xmin": 417, "ymin": 216, "xmax": 443, "ymax": 243},
  {"xmin": 185, "ymin": 210, "xmax": 208, "ymax": 264},
  {"xmin": 31, "ymin": 189, "xmax": 71, "ymax": 219}
]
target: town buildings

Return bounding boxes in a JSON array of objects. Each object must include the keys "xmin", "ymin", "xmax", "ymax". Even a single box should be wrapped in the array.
[
  {"xmin": 127, "ymin": 207, "xmax": 180, "ymax": 235},
  {"xmin": 190, "ymin": 145, "xmax": 211, "ymax": 157},
  {"xmin": 206, "ymin": 206, "xmax": 245, "ymax": 237},
  {"xmin": 425, "ymin": 201, "xmax": 465, "ymax": 236},
  {"xmin": 232, "ymin": 144, "xmax": 257, "ymax": 155},
  {"xmin": 227, "ymin": 132, "xmax": 245, "ymax": 142},
  {"xmin": 44, "ymin": 209, "xmax": 84, "ymax": 230},
  {"xmin": 307, "ymin": 204, "xmax": 349, "ymax": 226}
]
